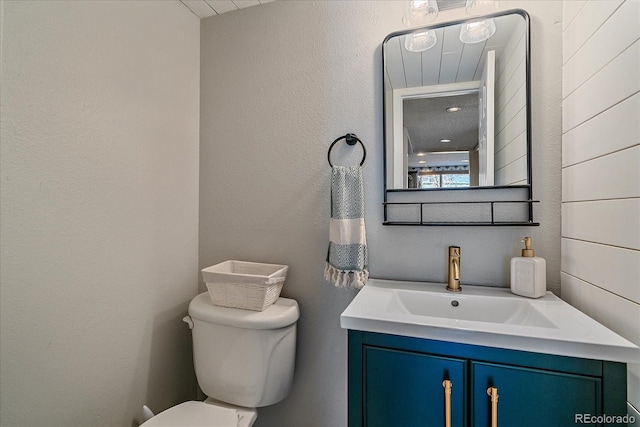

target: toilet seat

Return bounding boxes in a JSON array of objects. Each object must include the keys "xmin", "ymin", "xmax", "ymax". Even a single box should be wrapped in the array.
[{"xmin": 141, "ymin": 401, "xmax": 239, "ymax": 427}]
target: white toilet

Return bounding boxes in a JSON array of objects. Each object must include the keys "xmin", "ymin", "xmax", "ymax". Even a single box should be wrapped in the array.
[{"xmin": 142, "ymin": 292, "xmax": 299, "ymax": 427}]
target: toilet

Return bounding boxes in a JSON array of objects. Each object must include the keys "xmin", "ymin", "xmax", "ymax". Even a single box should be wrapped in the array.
[{"xmin": 142, "ymin": 292, "xmax": 299, "ymax": 426}]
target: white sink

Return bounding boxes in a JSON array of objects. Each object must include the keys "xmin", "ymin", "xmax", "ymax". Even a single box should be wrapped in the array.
[
  {"xmin": 390, "ymin": 287, "xmax": 555, "ymax": 327},
  {"xmin": 341, "ymin": 279, "xmax": 640, "ymax": 363}
]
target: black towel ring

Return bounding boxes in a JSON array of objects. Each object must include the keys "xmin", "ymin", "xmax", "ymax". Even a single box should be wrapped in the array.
[{"xmin": 327, "ymin": 133, "xmax": 366, "ymax": 167}]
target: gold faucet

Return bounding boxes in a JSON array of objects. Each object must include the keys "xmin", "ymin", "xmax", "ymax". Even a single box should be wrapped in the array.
[{"xmin": 447, "ymin": 246, "xmax": 461, "ymax": 292}]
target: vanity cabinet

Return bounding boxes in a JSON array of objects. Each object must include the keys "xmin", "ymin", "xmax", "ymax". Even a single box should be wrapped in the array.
[
  {"xmin": 348, "ymin": 331, "xmax": 627, "ymax": 427},
  {"xmin": 364, "ymin": 346, "xmax": 466, "ymax": 427}
]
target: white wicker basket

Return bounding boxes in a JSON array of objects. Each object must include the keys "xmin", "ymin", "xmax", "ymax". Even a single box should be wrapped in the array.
[{"xmin": 201, "ymin": 260, "xmax": 289, "ymax": 311}]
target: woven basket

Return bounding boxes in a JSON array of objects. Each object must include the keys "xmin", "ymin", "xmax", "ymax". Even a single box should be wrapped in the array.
[{"xmin": 202, "ymin": 260, "xmax": 288, "ymax": 311}]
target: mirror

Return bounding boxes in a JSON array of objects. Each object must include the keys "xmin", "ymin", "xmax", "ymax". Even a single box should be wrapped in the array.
[{"xmin": 384, "ymin": 10, "xmax": 530, "ymax": 191}]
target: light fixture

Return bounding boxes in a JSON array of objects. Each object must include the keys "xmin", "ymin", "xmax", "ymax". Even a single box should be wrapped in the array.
[
  {"xmin": 459, "ymin": 19, "xmax": 496, "ymax": 43},
  {"xmin": 402, "ymin": 0, "xmax": 439, "ymax": 27},
  {"xmin": 440, "ymin": 139, "xmax": 452, "ymax": 143},
  {"xmin": 460, "ymin": 0, "xmax": 498, "ymax": 43},
  {"xmin": 464, "ymin": 0, "xmax": 499, "ymax": 15},
  {"xmin": 416, "ymin": 152, "xmax": 427, "ymax": 156},
  {"xmin": 446, "ymin": 106, "xmax": 462, "ymax": 112},
  {"xmin": 403, "ymin": 1, "xmax": 439, "ymax": 52},
  {"xmin": 404, "ymin": 30, "xmax": 438, "ymax": 52}
]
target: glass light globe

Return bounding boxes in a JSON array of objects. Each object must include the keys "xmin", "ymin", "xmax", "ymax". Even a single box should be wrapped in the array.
[
  {"xmin": 464, "ymin": 0, "xmax": 499, "ymax": 15},
  {"xmin": 402, "ymin": 0, "xmax": 439, "ymax": 27},
  {"xmin": 459, "ymin": 19, "xmax": 496, "ymax": 43},
  {"xmin": 405, "ymin": 30, "xmax": 438, "ymax": 52}
]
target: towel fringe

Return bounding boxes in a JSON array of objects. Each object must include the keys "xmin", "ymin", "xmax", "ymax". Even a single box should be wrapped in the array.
[{"xmin": 324, "ymin": 262, "xmax": 368, "ymax": 290}]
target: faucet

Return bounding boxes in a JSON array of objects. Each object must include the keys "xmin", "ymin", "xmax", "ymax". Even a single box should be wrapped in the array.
[{"xmin": 447, "ymin": 246, "xmax": 461, "ymax": 292}]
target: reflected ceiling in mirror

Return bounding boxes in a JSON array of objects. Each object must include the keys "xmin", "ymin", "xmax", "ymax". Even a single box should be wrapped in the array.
[{"xmin": 384, "ymin": 10, "xmax": 530, "ymax": 191}]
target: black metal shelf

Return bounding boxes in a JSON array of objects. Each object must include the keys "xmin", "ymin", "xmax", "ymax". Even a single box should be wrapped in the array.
[{"xmin": 382, "ymin": 199, "xmax": 539, "ymax": 226}]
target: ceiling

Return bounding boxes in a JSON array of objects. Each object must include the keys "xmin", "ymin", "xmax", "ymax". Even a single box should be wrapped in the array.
[
  {"xmin": 180, "ymin": 0, "xmax": 464, "ymax": 19},
  {"xmin": 404, "ymin": 92, "xmax": 479, "ymax": 150},
  {"xmin": 179, "ymin": 0, "xmax": 274, "ymax": 19}
]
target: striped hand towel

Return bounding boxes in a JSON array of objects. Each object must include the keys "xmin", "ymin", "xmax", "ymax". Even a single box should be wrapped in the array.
[{"xmin": 324, "ymin": 165, "xmax": 368, "ymax": 289}]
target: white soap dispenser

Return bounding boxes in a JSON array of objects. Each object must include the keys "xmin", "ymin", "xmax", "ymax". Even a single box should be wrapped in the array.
[{"xmin": 510, "ymin": 237, "xmax": 546, "ymax": 298}]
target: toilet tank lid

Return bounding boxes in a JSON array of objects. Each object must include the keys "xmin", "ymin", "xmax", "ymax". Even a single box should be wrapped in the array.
[{"xmin": 189, "ymin": 292, "xmax": 299, "ymax": 330}]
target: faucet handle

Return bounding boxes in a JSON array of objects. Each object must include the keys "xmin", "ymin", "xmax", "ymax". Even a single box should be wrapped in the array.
[{"xmin": 449, "ymin": 246, "xmax": 460, "ymax": 257}]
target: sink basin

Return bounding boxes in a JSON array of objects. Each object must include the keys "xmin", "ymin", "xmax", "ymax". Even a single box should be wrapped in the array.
[
  {"xmin": 341, "ymin": 279, "xmax": 640, "ymax": 363},
  {"xmin": 390, "ymin": 287, "xmax": 555, "ymax": 327}
]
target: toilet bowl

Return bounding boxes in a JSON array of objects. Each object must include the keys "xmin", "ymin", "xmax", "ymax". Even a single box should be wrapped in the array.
[{"xmin": 141, "ymin": 292, "xmax": 299, "ymax": 426}]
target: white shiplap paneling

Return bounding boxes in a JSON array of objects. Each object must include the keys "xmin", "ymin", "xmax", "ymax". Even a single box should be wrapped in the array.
[
  {"xmin": 563, "ymin": 0, "xmax": 640, "ymax": 98},
  {"xmin": 496, "ymin": 85, "xmax": 525, "ymax": 131},
  {"xmin": 493, "ymin": 18, "xmax": 526, "ymax": 187},
  {"xmin": 561, "ymin": 0, "xmax": 640, "ymax": 408},
  {"xmin": 495, "ymin": 107, "xmax": 526, "ymax": 153},
  {"xmin": 562, "ymin": 0, "xmax": 586, "ymax": 32},
  {"xmin": 494, "ymin": 155, "xmax": 527, "ymax": 186},
  {"xmin": 421, "ymin": 29, "xmax": 445, "ymax": 86},
  {"xmin": 562, "ymin": 272, "xmax": 640, "ymax": 345},
  {"xmin": 563, "ymin": 39, "xmax": 640, "ymax": 132},
  {"xmin": 562, "ymin": 0, "xmax": 624, "ymax": 63},
  {"xmin": 401, "ymin": 39, "xmax": 425, "ymax": 88},
  {"xmin": 494, "ymin": 23, "xmax": 525, "ymax": 94},
  {"xmin": 181, "ymin": 0, "xmax": 272, "ymax": 19},
  {"xmin": 562, "ymin": 199, "xmax": 640, "ymax": 250},
  {"xmin": 385, "ymin": 37, "xmax": 407, "ymax": 90},
  {"xmin": 561, "ymin": 272, "xmax": 640, "ymax": 401},
  {"xmin": 181, "ymin": 0, "xmax": 216, "ymax": 17},
  {"xmin": 495, "ymin": 130, "xmax": 526, "ymax": 171},
  {"xmin": 456, "ymin": 41, "xmax": 485, "ymax": 82},
  {"xmin": 562, "ymin": 145, "xmax": 640, "ymax": 202},
  {"xmin": 562, "ymin": 93, "xmax": 640, "ymax": 168},
  {"xmin": 204, "ymin": 0, "xmax": 237, "ymax": 14},
  {"xmin": 562, "ymin": 238, "xmax": 640, "ymax": 304},
  {"xmin": 495, "ymin": 59, "xmax": 525, "ymax": 116},
  {"xmin": 440, "ymin": 27, "xmax": 464, "ymax": 85}
]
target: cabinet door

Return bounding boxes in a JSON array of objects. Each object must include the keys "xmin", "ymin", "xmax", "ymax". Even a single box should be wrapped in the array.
[
  {"xmin": 472, "ymin": 362, "xmax": 602, "ymax": 427},
  {"xmin": 363, "ymin": 345, "xmax": 466, "ymax": 427}
]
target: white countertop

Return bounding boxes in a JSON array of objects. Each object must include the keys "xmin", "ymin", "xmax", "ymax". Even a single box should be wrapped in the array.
[{"xmin": 340, "ymin": 279, "xmax": 640, "ymax": 364}]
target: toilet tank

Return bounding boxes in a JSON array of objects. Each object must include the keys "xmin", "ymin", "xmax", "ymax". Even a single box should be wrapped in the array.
[{"xmin": 187, "ymin": 292, "xmax": 299, "ymax": 408}]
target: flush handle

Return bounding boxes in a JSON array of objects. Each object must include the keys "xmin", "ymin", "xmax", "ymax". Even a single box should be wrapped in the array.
[
  {"xmin": 183, "ymin": 315, "xmax": 194, "ymax": 330},
  {"xmin": 442, "ymin": 380, "xmax": 452, "ymax": 427}
]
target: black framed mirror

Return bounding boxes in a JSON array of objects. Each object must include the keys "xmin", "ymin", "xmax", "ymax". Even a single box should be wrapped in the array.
[{"xmin": 383, "ymin": 10, "xmax": 536, "ymax": 225}]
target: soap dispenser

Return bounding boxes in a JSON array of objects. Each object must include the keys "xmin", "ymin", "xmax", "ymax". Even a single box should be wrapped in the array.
[{"xmin": 510, "ymin": 237, "xmax": 546, "ymax": 298}]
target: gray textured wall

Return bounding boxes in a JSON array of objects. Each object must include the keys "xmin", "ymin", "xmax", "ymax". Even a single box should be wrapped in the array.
[
  {"xmin": 0, "ymin": 1, "xmax": 200, "ymax": 425},
  {"xmin": 199, "ymin": 2, "xmax": 562, "ymax": 426}
]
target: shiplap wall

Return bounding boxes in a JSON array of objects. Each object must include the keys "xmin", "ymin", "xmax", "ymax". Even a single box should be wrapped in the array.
[
  {"xmin": 494, "ymin": 17, "xmax": 527, "ymax": 186},
  {"xmin": 560, "ymin": 0, "xmax": 640, "ymax": 415}
]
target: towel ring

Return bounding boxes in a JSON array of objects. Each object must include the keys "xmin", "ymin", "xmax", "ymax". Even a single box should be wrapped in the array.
[{"xmin": 327, "ymin": 133, "xmax": 366, "ymax": 167}]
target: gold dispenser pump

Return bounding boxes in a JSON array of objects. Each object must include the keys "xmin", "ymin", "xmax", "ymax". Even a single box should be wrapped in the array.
[{"xmin": 521, "ymin": 237, "xmax": 534, "ymax": 257}]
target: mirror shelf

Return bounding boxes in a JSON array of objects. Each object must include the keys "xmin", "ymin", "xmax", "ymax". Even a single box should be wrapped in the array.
[
  {"xmin": 383, "ymin": 200, "xmax": 539, "ymax": 226},
  {"xmin": 383, "ymin": 184, "xmax": 538, "ymax": 226}
]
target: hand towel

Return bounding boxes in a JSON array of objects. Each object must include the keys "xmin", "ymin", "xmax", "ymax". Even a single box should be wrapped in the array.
[{"xmin": 324, "ymin": 165, "xmax": 368, "ymax": 289}]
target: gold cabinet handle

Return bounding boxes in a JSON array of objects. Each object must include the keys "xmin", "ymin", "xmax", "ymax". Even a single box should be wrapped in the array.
[
  {"xmin": 487, "ymin": 386, "xmax": 499, "ymax": 427},
  {"xmin": 442, "ymin": 380, "xmax": 452, "ymax": 427}
]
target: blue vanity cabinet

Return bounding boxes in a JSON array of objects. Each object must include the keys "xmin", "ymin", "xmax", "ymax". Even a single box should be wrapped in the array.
[
  {"xmin": 471, "ymin": 362, "xmax": 602, "ymax": 426},
  {"xmin": 363, "ymin": 346, "xmax": 466, "ymax": 427},
  {"xmin": 348, "ymin": 331, "xmax": 628, "ymax": 427}
]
